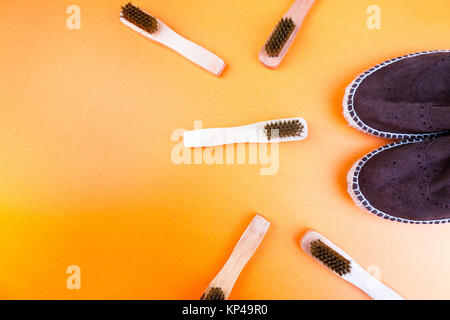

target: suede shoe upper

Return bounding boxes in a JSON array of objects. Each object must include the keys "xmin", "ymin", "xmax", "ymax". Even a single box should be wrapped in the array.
[
  {"xmin": 350, "ymin": 136, "xmax": 450, "ymax": 223},
  {"xmin": 345, "ymin": 51, "xmax": 450, "ymax": 139}
]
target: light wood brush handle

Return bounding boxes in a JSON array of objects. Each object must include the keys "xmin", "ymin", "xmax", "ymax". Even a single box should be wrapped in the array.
[
  {"xmin": 348, "ymin": 265, "xmax": 404, "ymax": 300},
  {"xmin": 156, "ymin": 20, "xmax": 226, "ymax": 76},
  {"xmin": 203, "ymin": 215, "xmax": 270, "ymax": 300},
  {"xmin": 259, "ymin": 0, "xmax": 316, "ymax": 69}
]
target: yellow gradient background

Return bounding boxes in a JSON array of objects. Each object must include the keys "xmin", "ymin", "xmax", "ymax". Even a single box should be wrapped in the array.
[{"xmin": 0, "ymin": 0, "xmax": 449, "ymax": 299}]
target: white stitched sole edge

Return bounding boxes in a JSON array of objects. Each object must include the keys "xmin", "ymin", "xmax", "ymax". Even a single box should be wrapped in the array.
[
  {"xmin": 347, "ymin": 140, "xmax": 450, "ymax": 224},
  {"xmin": 343, "ymin": 50, "xmax": 450, "ymax": 140}
]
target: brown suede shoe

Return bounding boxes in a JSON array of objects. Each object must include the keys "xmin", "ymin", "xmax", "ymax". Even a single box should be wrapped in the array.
[
  {"xmin": 344, "ymin": 50, "xmax": 450, "ymax": 139},
  {"xmin": 348, "ymin": 136, "xmax": 450, "ymax": 224}
]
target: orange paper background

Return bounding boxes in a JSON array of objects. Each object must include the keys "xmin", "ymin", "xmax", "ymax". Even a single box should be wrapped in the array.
[{"xmin": 0, "ymin": 0, "xmax": 449, "ymax": 299}]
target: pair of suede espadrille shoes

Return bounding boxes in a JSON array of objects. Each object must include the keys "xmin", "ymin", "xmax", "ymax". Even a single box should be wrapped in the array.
[{"xmin": 343, "ymin": 50, "xmax": 450, "ymax": 224}]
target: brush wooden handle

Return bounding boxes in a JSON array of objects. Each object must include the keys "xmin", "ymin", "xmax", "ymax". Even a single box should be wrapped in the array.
[
  {"xmin": 259, "ymin": 0, "xmax": 315, "ymax": 69},
  {"xmin": 206, "ymin": 215, "xmax": 270, "ymax": 299},
  {"xmin": 120, "ymin": 15, "xmax": 225, "ymax": 76},
  {"xmin": 289, "ymin": 0, "xmax": 316, "ymax": 15},
  {"xmin": 349, "ymin": 265, "xmax": 404, "ymax": 300},
  {"xmin": 157, "ymin": 21, "xmax": 226, "ymax": 76},
  {"xmin": 183, "ymin": 126, "xmax": 257, "ymax": 147}
]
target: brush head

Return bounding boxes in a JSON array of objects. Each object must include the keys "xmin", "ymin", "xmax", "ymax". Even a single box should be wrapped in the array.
[
  {"xmin": 121, "ymin": 3, "xmax": 158, "ymax": 34},
  {"xmin": 310, "ymin": 239, "xmax": 352, "ymax": 276},
  {"xmin": 200, "ymin": 287, "xmax": 225, "ymax": 300},
  {"xmin": 265, "ymin": 17, "xmax": 296, "ymax": 57},
  {"xmin": 265, "ymin": 119, "xmax": 304, "ymax": 140}
]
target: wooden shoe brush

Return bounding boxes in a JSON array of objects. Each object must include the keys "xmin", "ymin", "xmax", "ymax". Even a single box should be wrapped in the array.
[
  {"xmin": 301, "ymin": 231, "xmax": 404, "ymax": 300},
  {"xmin": 184, "ymin": 118, "xmax": 308, "ymax": 148},
  {"xmin": 201, "ymin": 215, "xmax": 270, "ymax": 300},
  {"xmin": 259, "ymin": 0, "xmax": 315, "ymax": 69},
  {"xmin": 120, "ymin": 3, "xmax": 226, "ymax": 76}
]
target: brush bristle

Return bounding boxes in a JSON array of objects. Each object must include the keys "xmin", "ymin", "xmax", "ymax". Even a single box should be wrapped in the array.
[
  {"xmin": 121, "ymin": 2, "xmax": 158, "ymax": 34},
  {"xmin": 310, "ymin": 240, "xmax": 351, "ymax": 276},
  {"xmin": 265, "ymin": 17, "xmax": 296, "ymax": 57},
  {"xmin": 200, "ymin": 287, "xmax": 225, "ymax": 300},
  {"xmin": 265, "ymin": 119, "xmax": 304, "ymax": 140}
]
